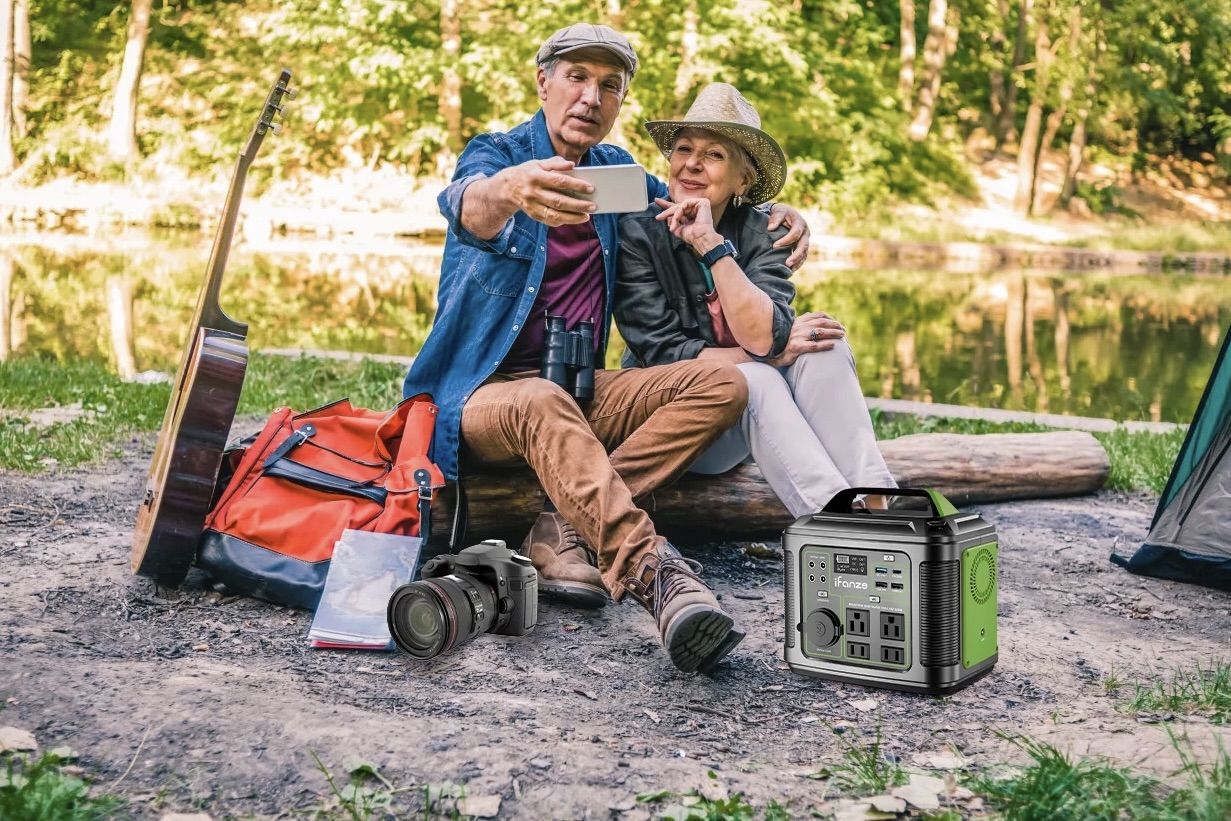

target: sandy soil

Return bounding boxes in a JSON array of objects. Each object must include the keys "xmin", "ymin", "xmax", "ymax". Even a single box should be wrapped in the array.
[{"xmin": 3, "ymin": 430, "xmax": 1231, "ymax": 820}]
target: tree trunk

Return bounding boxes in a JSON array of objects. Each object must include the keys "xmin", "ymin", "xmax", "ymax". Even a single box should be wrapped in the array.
[
  {"xmin": 1035, "ymin": 5, "xmax": 1082, "ymax": 213},
  {"xmin": 0, "ymin": 249, "xmax": 12, "ymax": 361},
  {"xmin": 439, "ymin": 0, "xmax": 462, "ymax": 157},
  {"xmin": 988, "ymin": 0, "xmax": 1010, "ymax": 127},
  {"xmin": 899, "ymin": 0, "xmax": 916, "ymax": 112},
  {"xmin": 606, "ymin": 0, "xmax": 623, "ymax": 27},
  {"xmin": 106, "ymin": 0, "xmax": 152, "ymax": 161},
  {"xmin": 672, "ymin": 0, "xmax": 699, "ymax": 113},
  {"xmin": 907, "ymin": 0, "xmax": 952, "ymax": 141},
  {"xmin": 0, "ymin": 0, "xmax": 14, "ymax": 175},
  {"xmin": 1013, "ymin": 4, "xmax": 1051, "ymax": 216},
  {"xmin": 1060, "ymin": 47, "xmax": 1100, "ymax": 206},
  {"xmin": 997, "ymin": 0, "xmax": 1033, "ymax": 148},
  {"xmin": 430, "ymin": 431, "xmax": 1111, "ymax": 544},
  {"xmin": 11, "ymin": 0, "xmax": 25, "ymax": 138}
]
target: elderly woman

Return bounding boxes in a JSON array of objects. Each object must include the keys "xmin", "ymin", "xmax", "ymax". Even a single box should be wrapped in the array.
[{"xmin": 614, "ymin": 82, "xmax": 895, "ymax": 516}]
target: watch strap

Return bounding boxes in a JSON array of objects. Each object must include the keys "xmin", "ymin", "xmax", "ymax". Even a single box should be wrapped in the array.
[{"xmin": 699, "ymin": 239, "xmax": 737, "ymax": 267}]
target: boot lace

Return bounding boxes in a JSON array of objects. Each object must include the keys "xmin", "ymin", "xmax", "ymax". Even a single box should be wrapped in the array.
[
  {"xmin": 556, "ymin": 519, "xmax": 599, "ymax": 566},
  {"xmin": 650, "ymin": 555, "xmax": 706, "ymax": 618}
]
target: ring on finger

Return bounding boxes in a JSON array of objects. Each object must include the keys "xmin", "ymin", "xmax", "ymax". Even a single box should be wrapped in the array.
[{"xmin": 808, "ymin": 329, "xmax": 820, "ymax": 342}]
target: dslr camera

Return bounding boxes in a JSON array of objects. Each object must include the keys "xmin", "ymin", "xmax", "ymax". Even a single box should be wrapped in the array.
[
  {"xmin": 541, "ymin": 315, "xmax": 596, "ymax": 402},
  {"xmin": 387, "ymin": 540, "xmax": 538, "ymax": 659}
]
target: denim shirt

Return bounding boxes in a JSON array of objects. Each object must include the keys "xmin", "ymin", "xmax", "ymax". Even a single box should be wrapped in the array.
[{"xmin": 402, "ymin": 109, "xmax": 669, "ymax": 480}]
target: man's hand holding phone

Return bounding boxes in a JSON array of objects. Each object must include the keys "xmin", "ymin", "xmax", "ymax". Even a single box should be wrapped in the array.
[{"xmin": 503, "ymin": 157, "xmax": 597, "ymax": 227}]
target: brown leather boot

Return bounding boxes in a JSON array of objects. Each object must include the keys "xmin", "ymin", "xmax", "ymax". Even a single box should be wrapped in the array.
[
  {"xmin": 521, "ymin": 512, "xmax": 608, "ymax": 609},
  {"xmin": 622, "ymin": 540, "xmax": 744, "ymax": 674}
]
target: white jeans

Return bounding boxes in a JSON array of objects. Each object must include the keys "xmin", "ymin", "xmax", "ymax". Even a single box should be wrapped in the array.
[{"xmin": 689, "ymin": 339, "xmax": 897, "ymax": 518}]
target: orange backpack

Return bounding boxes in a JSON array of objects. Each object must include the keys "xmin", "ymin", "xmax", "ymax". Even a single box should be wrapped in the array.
[{"xmin": 198, "ymin": 395, "xmax": 444, "ymax": 609}]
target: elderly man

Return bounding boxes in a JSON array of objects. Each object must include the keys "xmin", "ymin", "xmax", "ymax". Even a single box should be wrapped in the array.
[{"xmin": 403, "ymin": 23, "xmax": 810, "ymax": 673}]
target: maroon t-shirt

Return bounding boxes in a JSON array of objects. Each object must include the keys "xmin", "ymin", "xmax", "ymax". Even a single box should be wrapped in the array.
[{"xmin": 500, "ymin": 219, "xmax": 606, "ymax": 373}]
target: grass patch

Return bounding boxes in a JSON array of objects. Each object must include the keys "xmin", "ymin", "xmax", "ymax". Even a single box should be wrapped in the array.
[
  {"xmin": 0, "ymin": 354, "xmax": 1184, "ymax": 494},
  {"xmin": 0, "ymin": 354, "xmax": 406, "ymax": 472},
  {"xmin": 969, "ymin": 732, "xmax": 1164, "ymax": 819},
  {"xmin": 636, "ymin": 772, "xmax": 791, "ymax": 820},
  {"xmin": 1094, "ymin": 426, "xmax": 1188, "ymax": 494},
  {"xmin": 970, "ymin": 729, "xmax": 1231, "ymax": 820},
  {"xmin": 0, "ymin": 751, "xmax": 124, "ymax": 821},
  {"xmin": 808, "ymin": 721, "xmax": 908, "ymax": 796},
  {"xmin": 1127, "ymin": 662, "xmax": 1231, "ymax": 725}
]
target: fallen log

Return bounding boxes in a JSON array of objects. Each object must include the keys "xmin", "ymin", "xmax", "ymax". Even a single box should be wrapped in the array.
[{"xmin": 430, "ymin": 430, "xmax": 1110, "ymax": 545}]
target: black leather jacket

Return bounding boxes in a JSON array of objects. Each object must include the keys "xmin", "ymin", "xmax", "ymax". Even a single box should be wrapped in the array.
[{"xmin": 614, "ymin": 203, "xmax": 796, "ymax": 367}]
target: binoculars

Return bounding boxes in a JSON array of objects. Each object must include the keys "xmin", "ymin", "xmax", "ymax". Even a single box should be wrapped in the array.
[{"xmin": 540, "ymin": 315, "xmax": 595, "ymax": 403}]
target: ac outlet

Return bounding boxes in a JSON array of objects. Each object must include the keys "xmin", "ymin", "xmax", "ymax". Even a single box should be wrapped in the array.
[
  {"xmin": 846, "ymin": 641, "xmax": 870, "ymax": 660},
  {"xmin": 881, "ymin": 645, "xmax": 904, "ymax": 665},
  {"xmin": 846, "ymin": 607, "xmax": 870, "ymax": 637},
  {"xmin": 879, "ymin": 612, "xmax": 905, "ymax": 642}
]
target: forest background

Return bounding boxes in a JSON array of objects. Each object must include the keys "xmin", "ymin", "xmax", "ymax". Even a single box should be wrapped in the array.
[{"xmin": 1, "ymin": 0, "xmax": 1230, "ymax": 230}]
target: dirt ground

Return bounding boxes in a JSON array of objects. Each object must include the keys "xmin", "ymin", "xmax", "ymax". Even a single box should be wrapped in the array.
[{"xmin": 3, "ymin": 431, "xmax": 1231, "ymax": 821}]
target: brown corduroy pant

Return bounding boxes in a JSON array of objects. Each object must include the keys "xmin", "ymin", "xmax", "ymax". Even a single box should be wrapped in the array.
[{"xmin": 459, "ymin": 359, "xmax": 747, "ymax": 598}]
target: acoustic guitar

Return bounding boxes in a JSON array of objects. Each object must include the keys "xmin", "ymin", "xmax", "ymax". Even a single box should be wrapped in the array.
[{"xmin": 132, "ymin": 69, "xmax": 295, "ymax": 585}]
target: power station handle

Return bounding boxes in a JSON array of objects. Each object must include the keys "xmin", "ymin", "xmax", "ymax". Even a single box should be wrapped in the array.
[{"xmin": 822, "ymin": 487, "xmax": 958, "ymax": 518}]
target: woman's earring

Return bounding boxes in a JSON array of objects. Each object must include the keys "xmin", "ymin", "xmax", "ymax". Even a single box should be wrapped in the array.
[{"xmin": 732, "ymin": 193, "xmax": 745, "ymax": 208}]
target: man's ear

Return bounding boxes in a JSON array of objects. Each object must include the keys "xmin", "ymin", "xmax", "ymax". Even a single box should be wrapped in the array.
[{"xmin": 536, "ymin": 68, "xmax": 549, "ymax": 101}]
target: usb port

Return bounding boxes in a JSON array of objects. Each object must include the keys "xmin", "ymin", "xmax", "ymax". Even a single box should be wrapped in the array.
[
  {"xmin": 875, "ymin": 567, "xmax": 888, "ymax": 575},
  {"xmin": 890, "ymin": 583, "xmax": 904, "ymax": 591},
  {"xmin": 875, "ymin": 581, "xmax": 888, "ymax": 590},
  {"xmin": 892, "ymin": 569, "xmax": 903, "ymax": 575}
]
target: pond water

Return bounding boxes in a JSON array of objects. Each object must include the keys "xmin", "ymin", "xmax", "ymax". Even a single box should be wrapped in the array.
[{"xmin": 2, "ymin": 235, "xmax": 1229, "ymax": 425}]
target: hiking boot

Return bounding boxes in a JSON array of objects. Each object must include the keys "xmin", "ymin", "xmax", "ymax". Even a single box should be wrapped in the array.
[
  {"xmin": 521, "ymin": 512, "xmax": 608, "ymax": 609},
  {"xmin": 621, "ymin": 541, "xmax": 745, "ymax": 674}
]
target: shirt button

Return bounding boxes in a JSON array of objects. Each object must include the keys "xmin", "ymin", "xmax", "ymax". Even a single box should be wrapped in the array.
[
  {"xmin": 513, "ymin": 324, "xmax": 520, "ymax": 331},
  {"xmin": 528, "ymin": 286, "xmax": 535, "ymax": 293},
  {"xmin": 511, "ymin": 246, "xmax": 517, "ymax": 254},
  {"xmin": 695, "ymin": 294, "xmax": 705, "ymax": 303}
]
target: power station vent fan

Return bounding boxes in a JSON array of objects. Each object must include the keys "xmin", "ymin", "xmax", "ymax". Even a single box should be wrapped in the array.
[{"xmin": 968, "ymin": 547, "xmax": 997, "ymax": 606}]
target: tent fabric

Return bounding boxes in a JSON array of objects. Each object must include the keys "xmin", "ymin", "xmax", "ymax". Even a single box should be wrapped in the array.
[{"xmin": 1112, "ymin": 325, "xmax": 1231, "ymax": 589}]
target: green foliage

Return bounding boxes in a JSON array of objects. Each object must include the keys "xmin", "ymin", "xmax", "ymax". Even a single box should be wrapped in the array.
[
  {"xmin": 969, "ymin": 732, "xmax": 1164, "ymax": 820},
  {"xmin": 636, "ymin": 771, "xmax": 791, "ymax": 820},
  {"xmin": 1094, "ymin": 427, "xmax": 1186, "ymax": 494},
  {"xmin": 968, "ymin": 729, "xmax": 1231, "ymax": 821},
  {"xmin": 808, "ymin": 721, "xmax": 907, "ymax": 796},
  {"xmin": 1126, "ymin": 662, "xmax": 1231, "ymax": 724},
  {"xmin": 0, "ymin": 750, "xmax": 125, "ymax": 821}
]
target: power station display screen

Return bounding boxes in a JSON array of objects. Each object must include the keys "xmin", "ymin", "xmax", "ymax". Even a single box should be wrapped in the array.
[{"xmin": 834, "ymin": 554, "xmax": 867, "ymax": 576}]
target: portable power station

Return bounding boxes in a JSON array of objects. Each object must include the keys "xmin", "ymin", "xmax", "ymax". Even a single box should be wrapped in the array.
[{"xmin": 783, "ymin": 488, "xmax": 998, "ymax": 694}]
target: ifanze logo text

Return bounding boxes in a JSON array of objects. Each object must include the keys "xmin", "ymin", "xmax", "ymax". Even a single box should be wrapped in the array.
[{"xmin": 834, "ymin": 577, "xmax": 869, "ymax": 590}]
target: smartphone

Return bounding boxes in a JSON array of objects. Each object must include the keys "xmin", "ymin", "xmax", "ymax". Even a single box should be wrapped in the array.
[{"xmin": 569, "ymin": 164, "xmax": 649, "ymax": 214}]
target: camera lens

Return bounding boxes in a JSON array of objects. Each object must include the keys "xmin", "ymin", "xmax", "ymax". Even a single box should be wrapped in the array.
[{"xmin": 387, "ymin": 574, "xmax": 497, "ymax": 659}]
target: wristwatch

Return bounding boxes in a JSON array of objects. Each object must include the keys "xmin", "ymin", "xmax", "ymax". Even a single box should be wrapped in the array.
[{"xmin": 699, "ymin": 239, "xmax": 738, "ymax": 267}]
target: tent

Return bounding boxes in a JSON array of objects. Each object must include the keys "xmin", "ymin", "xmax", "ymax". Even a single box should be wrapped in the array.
[{"xmin": 1112, "ymin": 326, "xmax": 1231, "ymax": 590}]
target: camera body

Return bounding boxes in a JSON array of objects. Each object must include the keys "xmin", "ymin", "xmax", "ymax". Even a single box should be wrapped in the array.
[
  {"xmin": 421, "ymin": 540, "xmax": 538, "ymax": 637},
  {"xmin": 541, "ymin": 315, "xmax": 596, "ymax": 402},
  {"xmin": 387, "ymin": 539, "xmax": 538, "ymax": 659}
]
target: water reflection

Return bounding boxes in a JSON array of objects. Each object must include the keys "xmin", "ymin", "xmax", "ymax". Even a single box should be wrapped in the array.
[{"xmin": 2, "ymin": 238, "xmax": 1228, "ymax": 424}]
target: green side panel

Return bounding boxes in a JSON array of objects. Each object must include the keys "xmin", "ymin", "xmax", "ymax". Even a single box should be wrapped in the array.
[
  {"xmin": 925, "ymin": 489, "xmax": 959, "ymax": 517},
  {"xmin": 962, "ymin": 542, "xmax": 998, "ymax": 668}
]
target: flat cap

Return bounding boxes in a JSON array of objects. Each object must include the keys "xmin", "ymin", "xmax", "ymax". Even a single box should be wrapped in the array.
[{"xmin": 536, "ymin": 23, "xmax": 638, "ymax": 76}]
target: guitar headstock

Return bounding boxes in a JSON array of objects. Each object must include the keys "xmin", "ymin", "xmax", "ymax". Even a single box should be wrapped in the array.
[{"xmin": 242, "ymin": 68, "xmax": 295, "ymax": 160}]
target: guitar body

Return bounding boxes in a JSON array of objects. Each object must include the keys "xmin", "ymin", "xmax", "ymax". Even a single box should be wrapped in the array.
[
  {"xmin": 132, "ymin": 330, "xmax": 248, "ymax": 583},
  {"xmin": 132, "ymin": 70, "xmax": 293, "ymax": 585}
]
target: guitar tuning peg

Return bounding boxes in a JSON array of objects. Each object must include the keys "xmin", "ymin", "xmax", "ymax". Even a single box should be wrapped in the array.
[
  {"xmin": 268, "ymin": 122, "xmax": 281, "ymax": 134},
  {"xmin": 286, "ymin": 87, "xmax": 299, "ymax": 101}
]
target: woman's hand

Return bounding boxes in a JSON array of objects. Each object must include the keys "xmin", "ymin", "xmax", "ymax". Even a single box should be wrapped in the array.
[
  {"xmin": 766, "ymin": 312, "xmax": 845, "ymax": 368},
  {"xmin": 654, "ymin": 196, "xmax": 720, "ymax": 251}
]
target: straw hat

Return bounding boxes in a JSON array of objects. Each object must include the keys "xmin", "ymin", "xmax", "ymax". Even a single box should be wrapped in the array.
[{"xmin": 644, "ymin": 83, "xmax": 786, "ymax": 205}]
